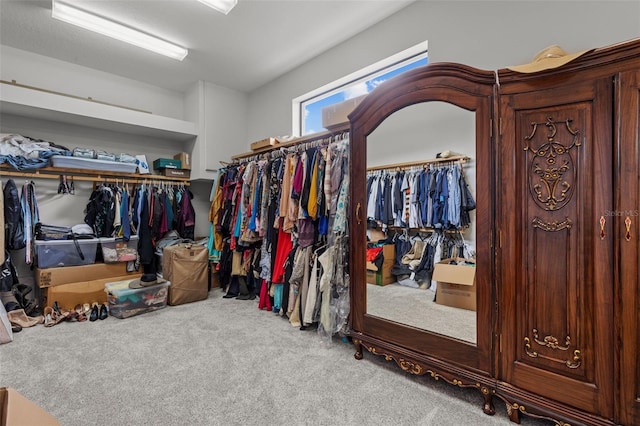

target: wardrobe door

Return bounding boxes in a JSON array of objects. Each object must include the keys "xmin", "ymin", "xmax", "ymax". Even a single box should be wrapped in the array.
[
  {"xmin": 498, "ymin": 76, "xmax": 614, "ymax": 418},
  {"xmin": 618, "ymin": 68, "xmax": 640, "ymax": 425},
  {"xmin": 349, "ymin": 64, "xmax": 497, "ymax": 385}
]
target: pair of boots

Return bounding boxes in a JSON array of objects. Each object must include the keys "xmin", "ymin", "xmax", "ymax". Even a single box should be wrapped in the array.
[
  {"xmin": 223, "ymin": 276, "xmax": 256, "ymax": 300},
  {"xmin": 1, "ymin": 284, "xmax": 38, "ymax": 316}
]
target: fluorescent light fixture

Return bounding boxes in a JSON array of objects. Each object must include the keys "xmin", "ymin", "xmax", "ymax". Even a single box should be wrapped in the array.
[
  {"xmin": 198, "ymin": 0, "xmax": 237, "ymax": 15},
  {"xmin": 51, "ymin": 0, "xmax": 188, "ymax": 61}
]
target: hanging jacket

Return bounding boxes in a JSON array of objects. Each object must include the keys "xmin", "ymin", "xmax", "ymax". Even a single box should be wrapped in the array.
[
  {"xmin": 3, "ymin": 179, "xmax": 25, "ymax": 250},
  {"xmin": 137, "ymin": 189, "xmax": 154, "ymax": 265},
  {"xmin": 177, "ymin": 188, "xmax": 196, "ymax": 240}
]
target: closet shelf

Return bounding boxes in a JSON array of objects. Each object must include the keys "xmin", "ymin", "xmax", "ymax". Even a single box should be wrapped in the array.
[
  {"xmin": 0, "ymin": 81, "xmax": 198, "ymax": 142},
  {"xmin": 367, "ymin": 155, "xmax": 469, "ymax": 172},
  {"xmin": 0, "ymin": 165, "xmax": 190, "ymax": 185},
  {"xmin": 229, "ymin": 125, "xmax": 350, "ymax": 162}
]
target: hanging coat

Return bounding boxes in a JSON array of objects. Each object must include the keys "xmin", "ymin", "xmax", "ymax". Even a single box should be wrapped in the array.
[{"xmin": 177, "ymin": 188, "xmax": 196, "ymax": 240}]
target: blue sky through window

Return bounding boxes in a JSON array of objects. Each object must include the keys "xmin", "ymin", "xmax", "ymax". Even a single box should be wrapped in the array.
[{"xmin": 303, "ymin": 57, "xmax": 428, "ymax": 135}]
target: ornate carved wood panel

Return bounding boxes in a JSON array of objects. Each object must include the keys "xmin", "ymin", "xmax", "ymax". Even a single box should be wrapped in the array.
[
  {"xmin": 617, "ymin": 69, "xmax": 640, "ymax": 426},
  {"xmin": 499, "ymin": 77, "xmax": 614, "ymax": 417}
]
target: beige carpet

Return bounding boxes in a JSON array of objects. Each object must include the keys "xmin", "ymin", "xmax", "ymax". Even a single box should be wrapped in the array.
[
  {"xmin": 367, "ymin": 283, "xmax": 477, "ymax": 343},
  {"xmin": 0, "ymin": 288, "xmax": 550, "ymax": 426}
]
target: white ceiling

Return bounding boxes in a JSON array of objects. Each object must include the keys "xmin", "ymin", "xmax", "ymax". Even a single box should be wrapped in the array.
[{"xmin": 0, "ymin": 0, "xmax": 413, "ymax": 93}]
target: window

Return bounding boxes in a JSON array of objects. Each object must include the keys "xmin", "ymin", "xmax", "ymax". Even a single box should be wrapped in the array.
[{"xmin": 293, "ymin": 41, "xmax": 428, "ymax": 136}]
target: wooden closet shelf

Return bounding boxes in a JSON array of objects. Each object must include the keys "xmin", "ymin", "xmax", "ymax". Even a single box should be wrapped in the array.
[
  {"xmin": 0, "ymin": 165, "xmax": 190, "ymax": 185},
  {"xmin": 367, "ymin": 155, "xmax": 469, "ymax": 172},
  {"xmin": 229, "ymin": 124, "xmax": 350, "ymax": 162}
]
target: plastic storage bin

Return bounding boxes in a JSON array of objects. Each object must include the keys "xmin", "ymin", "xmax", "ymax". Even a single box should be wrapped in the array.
[
  {"xmin": 99, "ymin": 236, "xmax": 139, "ymax": 263},
  {"xmin": 35, "ymin": 238, "xmax": 99, "ymax": 268},
  {"xmin": 50, "ymin": 155, "xmax": 138, "ymax": 173},
  {"xmin": 105, "ymin": 279, "xmax": 170, "ymax": 319}
]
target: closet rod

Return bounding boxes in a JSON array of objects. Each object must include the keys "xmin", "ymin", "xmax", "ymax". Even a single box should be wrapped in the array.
[
  {"xmin": 385, "ymin": 225, "xmax": 467, "ymax": 234},
  {"xmin": 229, "ymin": 124, "xmax": 350, "ymax": 162},
  {"xmin": 366, "ymin": 155, "xmax": 469, "ymax": 172},
  {"xmin": 0, "ymin": 168, "xmax": 190, "ymax": 186}
]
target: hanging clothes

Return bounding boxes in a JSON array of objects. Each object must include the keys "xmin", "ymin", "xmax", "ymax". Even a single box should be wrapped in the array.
[
  {"xmin": 0, "ymin": 179, "xmax": 4, "ymax": 264},
  {"xmin": 177, "ymin": 187, "xmax": 196, "ymax": 240},
  {"xmin": 365, "ymin": 162, "xmax": 475, "ymax": 231},
  {"xmin": 211, "ymin": 133, "xmax": 351, "ymax": 339},
  {"xmin": 137, "ymin": 188, "xmax": 154, "ymax": 266},
  {"xmin": 21, "ymin": 181, "xmax": 39, "ymax": 264}
]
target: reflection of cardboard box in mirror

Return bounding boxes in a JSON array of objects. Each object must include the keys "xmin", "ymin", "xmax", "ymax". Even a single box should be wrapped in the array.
[
  {"xmin": 368, "ymin": 228, "xmax": 387, "ymax": 243},
  {"xmin": 366, "ymin": 244, "xmax": 395, "ymax": 286},
  {"xmin": 366, "ymin": 268, "xmax": 395, "ymax": 286},
  {"xmin": 433, "ymin": 257, "xmax": 476, "ymax": 311}
]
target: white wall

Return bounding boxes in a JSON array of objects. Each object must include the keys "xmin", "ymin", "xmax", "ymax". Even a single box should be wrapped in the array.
[
  {"xmin": 196, "ymin": 81, "xmax": 248, "ymax": 174},
  {"xmin": 246, "ymin": 0, "xmax": 640, "ymax": 143},
  {"xmin": 185, "ymin": 80, "xmax": 248, "ymax": 179},
  {"xmin": 0, "ymin": 46, "xmax": 185, "ymax": 120}
]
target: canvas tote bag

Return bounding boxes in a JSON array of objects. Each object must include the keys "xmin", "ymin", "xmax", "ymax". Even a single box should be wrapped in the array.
[{"xmin": 162, "ymin": 243, "xmax": 209, "ymax": 305}]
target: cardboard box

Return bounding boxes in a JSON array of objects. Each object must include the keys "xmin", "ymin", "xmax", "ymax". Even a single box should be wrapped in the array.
[
  {"xmin": 43, "ymin": 275, "xmax": 140, "ymax": 311},
  {"xmin": 433, "ymin": 257, "xmax": 477, "ymax": 311},
  {"xmin": 35, "ymin": 263, "xmax": 140, "ymax": 288},
  {"xmin": 0, "ymin": 387, "xmax": 61, "ymax": 426},
  {"xmin": 210, "ymin": 269, "xmax": 220, "ymax": 289},
  {"xmin": 250, "ymin": 137, "xmax": 279, "ymax": 151},
  {"xmin": 158, "ymin": 168, "xmax": 191, "ymax": 179},
  {"xmin": 174, "ymin": 152, "xmax": 191, "ymax": 170},
  {"xmin": 321, "ymin": 95, "xmax": 366, "ymax": 131}
]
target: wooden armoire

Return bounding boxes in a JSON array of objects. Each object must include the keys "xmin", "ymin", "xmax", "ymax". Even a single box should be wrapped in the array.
[{"xmin": 348, "ymin": 38, "xmax": 640, "ymax": 426}]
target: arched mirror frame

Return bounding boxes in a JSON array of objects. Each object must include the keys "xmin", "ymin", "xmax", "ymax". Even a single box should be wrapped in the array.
[{"xmin": 348, "ymin": 63, "xmax": 497, "ymax": 412}]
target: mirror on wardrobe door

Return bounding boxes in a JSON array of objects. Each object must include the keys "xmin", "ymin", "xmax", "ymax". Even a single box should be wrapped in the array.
[{"xmin": 365, "ymin": 101, "xmax": 478, "ymax": 344}]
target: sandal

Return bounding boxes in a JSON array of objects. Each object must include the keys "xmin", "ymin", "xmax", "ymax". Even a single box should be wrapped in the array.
[
  {"xmin": 43, "ymin": 306, "xmax": 56, "ymax": 327},
  {"xmin": 52, "ymin": 301, "xmax": 71, "ymax": 322},
  {"xmin": 74, "ymin": 304, "xmax": 87, "ymax": 322}
]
